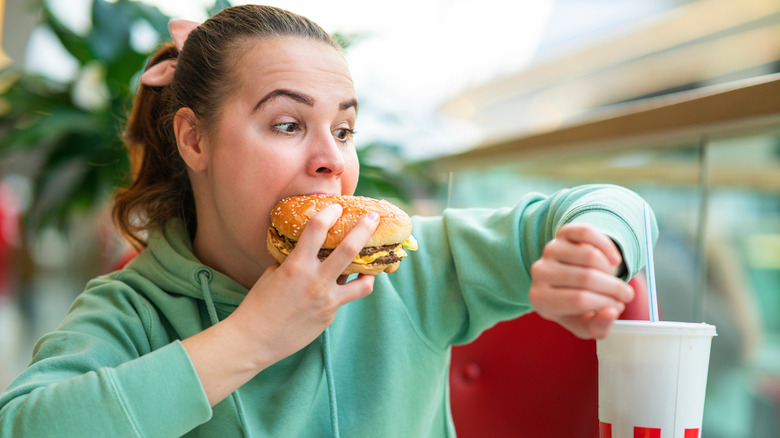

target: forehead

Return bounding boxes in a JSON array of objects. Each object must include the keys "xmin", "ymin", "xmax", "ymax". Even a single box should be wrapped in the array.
[{"xmin": 228, "ymin": 36, "xmax": 354, "ymax": 103}]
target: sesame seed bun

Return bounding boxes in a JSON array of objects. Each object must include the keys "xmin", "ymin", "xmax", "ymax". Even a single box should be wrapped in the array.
[{"xmin": 266, "ymin": 195, "xmax": 415, "ymax": 275}]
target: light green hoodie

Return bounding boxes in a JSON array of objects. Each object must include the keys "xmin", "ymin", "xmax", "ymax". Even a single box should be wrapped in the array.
[{"xmin": 0, "ymin": 185, "xmax": 655, "ymax": 437}]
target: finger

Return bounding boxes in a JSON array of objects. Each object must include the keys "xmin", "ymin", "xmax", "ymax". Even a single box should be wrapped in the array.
[
  {"xmin": 336, "ymin": 274, "xmax": 376, "ymax": 304},
  {"xmin": 555, "ymin": 313, "xmax": 596, "ymax": 339},
  {"xmin": 557, "ymin": 306, "xmax": 617, "ymax": 340},
  {"xmin": 557, "ymin": 225, "xmax": 622, "ymax": 266},
  {"xmin": 535, "ymin": 286, "xmax": 625, "ymax": 317},
  {"xmin": 587, "ymin": 307, "xmax": 619, "ymax": 339},
  {"xmin": 544, "ymin": 238, "xmax": 614, "ymax": 273},
  {"xmin": 290, "ymin": 203, "xmax": 343, "ymax": 260},
  {"xmin": 322, "ymin": 212, "xmax": 380, "ymax": 274},
  {"xmin": 549, "ymin": 263, "xmax": 634, "ymax": 303},
  {"xmin": 535, "ymin": 257, "xmax": 634, "ymax": 303}
]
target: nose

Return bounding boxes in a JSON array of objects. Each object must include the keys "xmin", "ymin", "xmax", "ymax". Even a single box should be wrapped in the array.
[{"xmin": 307, "ymin": 129, "xmax": 346, "ymax": 177}]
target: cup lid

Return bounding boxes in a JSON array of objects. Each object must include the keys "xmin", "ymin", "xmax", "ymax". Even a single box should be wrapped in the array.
[{"xmin": 610, "ymin": 320, "xmax": 717, "ymax": 336}]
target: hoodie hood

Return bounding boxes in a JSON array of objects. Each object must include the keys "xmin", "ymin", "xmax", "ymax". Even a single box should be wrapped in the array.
[{"xmin": 125, "ymin": 219, "xmax": 257, "ymax": 436}]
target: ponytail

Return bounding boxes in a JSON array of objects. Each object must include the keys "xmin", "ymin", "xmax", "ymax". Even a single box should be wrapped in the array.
[{"xmin": 112, "ymin": 43, "xmax": 195, "ymax": 249}]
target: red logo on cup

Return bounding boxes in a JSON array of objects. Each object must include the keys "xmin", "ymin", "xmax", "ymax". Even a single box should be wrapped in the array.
[
  {"xmin": 634, "ymin": 427, "xmax": 661, "ymax": 438},
  {"xmin": 600, "ymin": 423, "xmax": 700, "ymax": 438},
  {"xmin": 599, "ymin": 422, "xmax": 612, "ymax": 438}
]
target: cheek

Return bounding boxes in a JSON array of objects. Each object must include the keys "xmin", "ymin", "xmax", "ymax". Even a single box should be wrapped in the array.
[
  {"xmin": 209, "ymin": 125, "xmax": 273, "ymax": 188},
  {"xmin": 209, "ymin": 144, "xmax": 269, "ymax": 213},
  {"xmin": 343, "ymin": 150, "xmax": 361, "ymax": 194}
]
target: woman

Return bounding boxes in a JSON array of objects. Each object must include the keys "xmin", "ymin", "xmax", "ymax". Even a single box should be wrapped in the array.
[{"xmin": 0, "ymin": 5, "xmax": 653, "ymax": 437}]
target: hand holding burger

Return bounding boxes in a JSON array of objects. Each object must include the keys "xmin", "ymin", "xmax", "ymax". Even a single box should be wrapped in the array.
[{"xmin": 267, "ymin": 195, "xmax": 418, "ymax": 275}]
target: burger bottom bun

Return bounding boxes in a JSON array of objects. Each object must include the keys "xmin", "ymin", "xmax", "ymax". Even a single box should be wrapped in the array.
[
  {"xmin": 266, "ymin": 229, "xmax": 401, "ymax": 276},
  {"xmin": 342, "ymin": 260, "xmax": 400, "ymax": 276}
]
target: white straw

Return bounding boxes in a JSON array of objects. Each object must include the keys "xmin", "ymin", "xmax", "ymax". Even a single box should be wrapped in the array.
[{"xmin": 643, "ymin": 202, "xmax": 660, "ymax": 321}]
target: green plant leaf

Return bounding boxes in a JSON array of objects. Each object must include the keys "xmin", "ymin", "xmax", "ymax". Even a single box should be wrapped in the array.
[
  {"xmin": 41, "ymin": 5, "xmax": 92, "ymax": 66},
  {"xmin": 87, "ymin": 0, "xmax": 133, "ymax": 64}
]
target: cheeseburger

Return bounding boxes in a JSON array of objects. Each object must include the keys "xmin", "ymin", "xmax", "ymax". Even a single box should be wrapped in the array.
[{"xmin": 267, "ymin": 195, "xmax": 418, "ymax": 275}]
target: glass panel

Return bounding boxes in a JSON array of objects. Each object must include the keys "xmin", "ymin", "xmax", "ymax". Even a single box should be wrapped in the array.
[
  {"xmin": 701, "ymin": 133, "xmax": 780, "ymax": 437},
  {"xmin": 444, "ymin": 132, "xmax": 780, "ymax": 437}
]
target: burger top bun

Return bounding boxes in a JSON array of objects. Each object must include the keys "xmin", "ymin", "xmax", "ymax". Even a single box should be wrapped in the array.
[{"xmin": 270, "ymin": 195, "xmax": 412, "ymax": 248}]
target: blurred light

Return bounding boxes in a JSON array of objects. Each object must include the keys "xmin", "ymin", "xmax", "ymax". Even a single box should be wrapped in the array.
[
  {"xmin": 746, "ymin": 234, "xmax": 780, "ymax": 270},
  {"xmin": 142, "ymin": 0, "xmax": 214, "ymax": 21},
  {"xmin": 130, "ymin": 19, "xmax": 160, "ymax": 53},
  {"xmin": 72, "ymin": 61, "xmax": 110, "ymax": 110},
  {"xmin": 47, "ymin": 0, "xmax": 92, "ymax": 35},
  {"xmin": 24, "ymin": 25, "xmax": 80, "ymax": 82}
]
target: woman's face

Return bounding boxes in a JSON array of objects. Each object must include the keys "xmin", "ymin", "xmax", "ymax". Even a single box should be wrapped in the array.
[{"xmin": 190, "ymin": 37, "xmax": 359, "ymax": 287}]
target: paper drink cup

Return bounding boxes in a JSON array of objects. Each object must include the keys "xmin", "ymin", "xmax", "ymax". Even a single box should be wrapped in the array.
[{"xmin": 596, "ymin": 321, "xmax": 717, "ymax": 438}]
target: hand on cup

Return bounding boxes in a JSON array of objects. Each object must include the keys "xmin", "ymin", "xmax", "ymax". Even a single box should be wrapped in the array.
[{"xmin": 529, "ymin": 224, "xmax": 635, "ymax": 339}]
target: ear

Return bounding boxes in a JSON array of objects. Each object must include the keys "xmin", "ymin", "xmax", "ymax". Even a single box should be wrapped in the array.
[{"xmin": 174, "ymin": 107, "xmax": 208, "ymax": 172}]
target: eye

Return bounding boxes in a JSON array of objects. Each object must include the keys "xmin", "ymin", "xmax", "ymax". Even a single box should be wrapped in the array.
[
  {"xmin": 273, "ymin": 122, "xmax": 300, "ymax": 135},
  {"xmin": 333, "ymin": 128, "xmax": 356, "ymax": 143}
]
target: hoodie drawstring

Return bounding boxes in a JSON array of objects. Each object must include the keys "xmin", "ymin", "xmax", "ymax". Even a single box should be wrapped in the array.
[
  {"xmin": 197, "ymin": 269, "xmax": 251, "ymax": 438},
  {"xmin": 197, "ymin": 269, "xmax": 340, "ymax": 438},
  {"xmin": 321, "ymin": 328, "xmax": 340, "ymax": 438}
]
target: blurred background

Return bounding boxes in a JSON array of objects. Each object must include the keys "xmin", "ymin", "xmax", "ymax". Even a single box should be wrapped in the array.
[{"xmin": 1, "ymin": 0, "xmax": 779, "ymax": 436}]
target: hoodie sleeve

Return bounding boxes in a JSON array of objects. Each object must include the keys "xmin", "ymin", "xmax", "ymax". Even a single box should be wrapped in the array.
[
  {"xmin": 0, "ymin": 280, "xmax": 212, "ymax": 437},
  {"xmin": 388, "ymin": 184, "xmax": 656, "ymax": 349}
]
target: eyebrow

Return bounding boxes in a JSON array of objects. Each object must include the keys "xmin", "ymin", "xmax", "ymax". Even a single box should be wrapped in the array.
[
  {"xmin": 340, "ymin": 98, "xmax": 359, "ymax": 112},
  {"xmin": 252, "ymin": 89, "xmax": 359, "ymax": 113}
]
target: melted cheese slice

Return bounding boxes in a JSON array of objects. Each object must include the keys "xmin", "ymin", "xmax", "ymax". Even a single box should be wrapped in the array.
[
  {"xmin": 402, "ymin": 235, "xmax": 418, "ymax": 251},
  {"xmin": 353, "ymin": 235, "xmax": 417, "ymax": 265},
  {"xmin": 274, "ymin": 230, "xmax": 417, "ymax": 265}
]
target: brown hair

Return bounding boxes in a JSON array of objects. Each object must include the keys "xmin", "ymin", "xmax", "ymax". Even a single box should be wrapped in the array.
[{"xmin": 113, "ymin": 5, "xmax": 342, "ymax": 249}]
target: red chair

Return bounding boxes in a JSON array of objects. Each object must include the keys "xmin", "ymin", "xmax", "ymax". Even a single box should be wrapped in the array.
[
  {"xmin": 0, "ymin": 183, "xmax": 22, "ymax": 297},
  {"xmin": 112, "ymin": 249, "xmax": 139, "ymax": 271},
  {"xmin": 450, "ymin": 276, "xmax": 649, "ymax": 438}
]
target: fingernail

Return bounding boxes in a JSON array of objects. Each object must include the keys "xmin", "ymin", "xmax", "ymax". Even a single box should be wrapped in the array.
[
  {"xmin": 325, "ymin": 203, "xmax": 343, "ymax": 213},
  {"xmin": 366, "ymin": 212, "xmax": 379, "ymax": 222}
]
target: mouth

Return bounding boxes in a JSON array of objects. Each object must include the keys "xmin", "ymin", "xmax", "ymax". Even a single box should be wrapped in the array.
[
  {"xmin": 302, "ymin": 191, "xmax": 339, "ymax": 196},
  {"xmin": 284, "ymin": 191, "xmax": 340, "ymax": 200}
]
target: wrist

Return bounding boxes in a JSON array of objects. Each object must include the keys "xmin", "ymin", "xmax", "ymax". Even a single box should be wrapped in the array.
[
  {"xmin": 182, "ymin": 316, "xmax": 274, "ymax": 406},
  {"xmin": 221, "ymin": 310, "xmax": 278, "ymax": 371}
]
